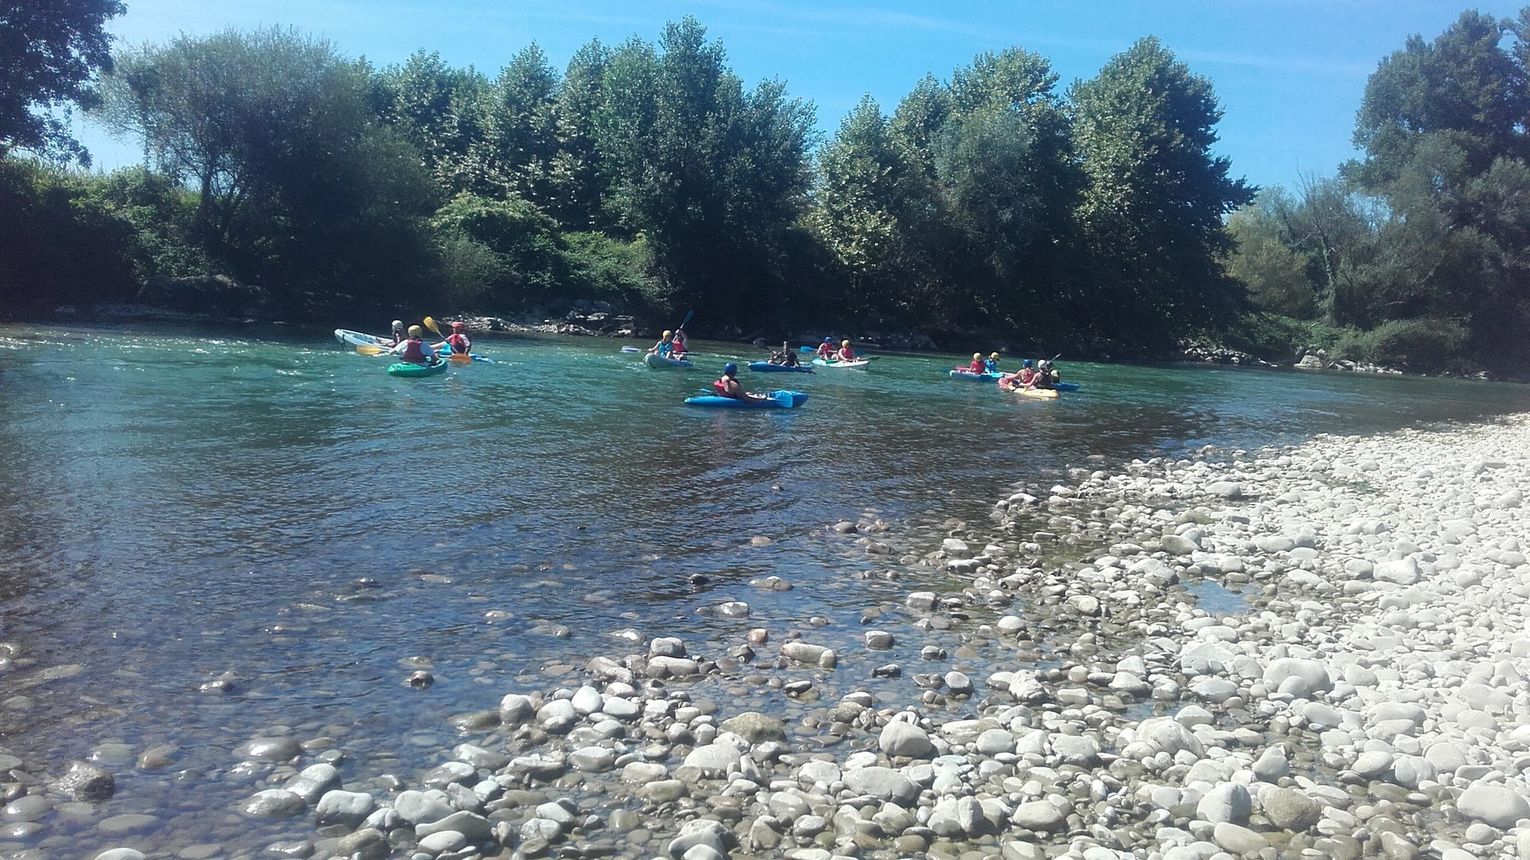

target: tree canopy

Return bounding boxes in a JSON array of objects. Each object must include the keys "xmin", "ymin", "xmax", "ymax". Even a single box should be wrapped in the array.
[{"xmin": 0, "ymin": 0, "xmax": 124, "ymax": 164}]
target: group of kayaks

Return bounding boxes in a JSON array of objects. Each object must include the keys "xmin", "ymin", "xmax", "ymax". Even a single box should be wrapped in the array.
[
  {"xmin": 948, "ymin": 367, "xmax": 1081, "ymax": 398},
  {"xmin": 340, "ymin": 324, "xmax": 1077, "ymax": 409},
  {"xmin": 335, "ymin": 327, "xmax": 484, "ymax": 377},
  {"xmin": 635, "ymin": 342, "xmax": 1079, "ymax": 410}
]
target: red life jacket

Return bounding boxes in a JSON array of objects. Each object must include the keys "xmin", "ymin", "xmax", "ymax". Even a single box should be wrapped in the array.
[
  {"xmin": 402, "ymin": 338, "xmax": 425, "ymax": 362},
  {"xmin": 968, "ymin": 360, "xmax": 984, "ymax": 373},
  {"xmin": 446, "ymin": 333, "xmax": 470, "ymax": 354},
  {"xmin": 712, "ymin": 379, "xmax": 729, "ymax": 396}
]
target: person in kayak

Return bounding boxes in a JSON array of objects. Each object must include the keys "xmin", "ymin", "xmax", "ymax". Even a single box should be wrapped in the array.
[
  {"xmin": 836, "ymin": 340, "xmax": 858, "ymax": 362},
  {"xmin": 1033, "ymin": 359, "xmax": 1058, "ymax": 390},
  {"xmin": 391, "ymin": 325, "xmax": 438, "ymax": 365},
  {"xmin": 965, "ymin": 353, "xmax": 985, "ymax": 373},
  {"xmin": 387, "ymin": 319, "xmax": 406, "ymax": 346},
  {"xmin": 672, "ymin": 329, "xmax": 689, "ymax": 359},
  {"xmin": 712, "ymin": 363, "xmax": 766, "ymax": 401},
  {"xmin": 999, "ymin": 359, "xmax": 1035, "ymax": 391},
  {"xmin": 985, "ymin": 352, "xmax": 1002, "ymax": 373},
  {"xmin": 769, "ymin": 342, "xmax": 799, "ymax": 367},
  {"xmin": 816, "ymin": 337, "xmax": 836, "ymax": 360},
  {"xmin": 441, "ymin": 321, "xmax": 472, "ymax": 355},
  {"xmin": 647, "ymin": 330, "xmax": 675, "ymax": 358}
]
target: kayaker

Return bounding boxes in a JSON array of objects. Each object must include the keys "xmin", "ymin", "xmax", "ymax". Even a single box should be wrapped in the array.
[
  {"xmin": 985, "ymin": 352, "xmax": 1002, "ymax": 373},
  {"xmin": 388, "ymin": 319, "xmax": 406, "ymax": 346},
  {"xmin": 836, "ymin": 340, "xmax": 858, "ymax": 362},
  {"xmin": 816, "ymin": 337, "xmax": 836, "ymax": 360},
  {"xmin": 1000, "ymin": 359, "xmax": 1035, "ymax": 391},
  {"xmin": 769, "ymin": 342, "xmax": 799, "ymax": 367},
  {"xmin": 648, "ymin": 330, "xmax": 675, "ymax": 357},
  {"xmin": 1032, "ymin": 359, "xmax": 1056, "ymax": 390},
  {"xmin": 442, "ymin": 321, "xmax": 472, "ymax": 355},
  {"xmin": 672, "ymin": 329, "xmax": 689, "ymax": 358},
  {"xmin": 712, "ymin": 363, "xmax": 765, "ymax": 401},
  {"xmin": 1034, "ymin": 355, "xmax": 1058, "ymax": 388},
  {"xmin": 966, "ymin": 352, "xmax": 985, "ymax": 373},
  {"xmin": 391, "ymin": 325, "xmax": 438, "ymax": 365}
]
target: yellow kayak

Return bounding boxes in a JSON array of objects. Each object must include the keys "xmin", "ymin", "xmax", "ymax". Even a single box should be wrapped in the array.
[{"xmin": 1015, "ymin": 388, "xmax": 1060, "ymax": 400}]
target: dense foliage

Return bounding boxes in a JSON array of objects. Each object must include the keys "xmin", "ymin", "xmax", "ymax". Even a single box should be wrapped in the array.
[
  {"xmin": 4, "ymin": 9, "xmax": 1529, "ymax": 372},
  {"xmin": 0, "ymin": 0, "xmax": 124, "ymax": 164},
  {"xmin": 1223, "ymin": 9, "xmax": 1530, "ymax": 372}
]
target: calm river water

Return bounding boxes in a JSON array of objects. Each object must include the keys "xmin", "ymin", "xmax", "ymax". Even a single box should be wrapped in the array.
[{"xmin": 1, "ymin": 323, "xmax": 1527, "ymax": 854}]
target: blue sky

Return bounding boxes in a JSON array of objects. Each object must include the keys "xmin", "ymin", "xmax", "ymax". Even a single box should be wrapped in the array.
[{"xmin": 78, "ymin": 0, "xmax": 1525, "ymax": 191}]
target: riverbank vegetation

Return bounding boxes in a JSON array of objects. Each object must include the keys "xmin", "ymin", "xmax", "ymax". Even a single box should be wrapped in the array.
[{"xmin": 1, "ymin": 5, "xmax": 1528, "ymax": 371}]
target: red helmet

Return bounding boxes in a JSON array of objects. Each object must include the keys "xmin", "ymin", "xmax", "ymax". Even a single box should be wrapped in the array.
[{"xmin": 451, "ymin": 321, "xmax": 465, "ymax": 331}]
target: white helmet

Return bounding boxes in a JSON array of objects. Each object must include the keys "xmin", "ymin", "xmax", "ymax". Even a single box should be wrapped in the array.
[{"xmin": 391, "ymin": 320, "xmax": 404, "ymax": 330}]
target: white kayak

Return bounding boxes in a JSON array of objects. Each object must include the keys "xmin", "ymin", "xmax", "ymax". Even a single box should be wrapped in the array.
[
  {"xmin": 643, "ymin": 352, "xmax": 693, "ymax": 369},
  {"xmin": 335, "ymin": 329, "xmax": 391, "ymax": 348},
  {"xmin": 811, "ymin": 357, "xmax": 870, "ymax": 369}
]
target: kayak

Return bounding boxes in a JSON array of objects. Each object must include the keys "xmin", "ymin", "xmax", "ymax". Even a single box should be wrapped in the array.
[
  {"xmin": 336, "ymin": 329, "xmax": 391, "ymax": 348},
  {"xmin": 749, "ymin": 361, "xmax": 813, "ymax": 373},
  {"xmin": 1055, "ymin": 382, "xmax": 1080, "ymax": 392},
  {"xmin": 620, "ymin": 346, "xmax": 642, "ymax": 353},
  {"xmin": 950, "ymin": 369, "xmax": 1004, "ymax": 382},
  {"xmin": 685, "ymin": 390, "xmax": 808, "ymax": 410},
  {"xmin": 387, "ymin": 360, "xmax": 448, "ymax": 378},
  {"xmin": 643, "ymin": 352, "xmax": 693, "ymax": 369},
  {"xmin": 1012, "ymin": 387, "xmax": 1060, "ymax": 400},
  {"xmin": 812, "ymin": 358, "xmax": 870, "ymax": 369}
]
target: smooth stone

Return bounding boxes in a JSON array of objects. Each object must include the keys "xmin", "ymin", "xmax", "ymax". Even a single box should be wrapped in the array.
[
  {"xmin": 314, "ymin": 789, "xmax": 374, "ymax": 826},
  {"xmin": 720, "ymin": 712, "xmax": 786, "ymax": 743},
  {"xmin": 1263, "ymin": 787, "xmax": 1321, "ymax": 831},
  {"xmin": 1458, "ymin": 781, "xmax": 1530, "ymax": 829},
  {"xmin": 54, "ymin": 761, "xmax": 115, "ymax": 801},
  {"xmin": 842, "ymin": 766, "xmax": 919, "ymax": 806},
  {"xmin": 1213, "ymin": 822, "xmax": 1268, "ymax": 854},
  {"xmin": 1011, "ymin": 800, "xmax": 1066, "ymax": 832},
  {"xmin": 242, "ymin": 789, "xmax": 306, "ymax": 818},
  {"xmin": 1197, "ymin": 783, "xmax": 1251, "ymax": 825},
  {"xmin": 879, "ymin": 720, "xmax": 936, "ymax": 759}
]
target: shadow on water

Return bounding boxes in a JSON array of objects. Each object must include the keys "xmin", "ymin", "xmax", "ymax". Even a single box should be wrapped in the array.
[{"xmin": 0, "ymin": 323, "xmax": 1527, "ymax": 853}]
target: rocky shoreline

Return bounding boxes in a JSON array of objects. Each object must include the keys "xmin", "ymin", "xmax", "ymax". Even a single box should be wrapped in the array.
[{"xmin": 5, "ymin": 412, "xmax": 1526, "ymax": 859}]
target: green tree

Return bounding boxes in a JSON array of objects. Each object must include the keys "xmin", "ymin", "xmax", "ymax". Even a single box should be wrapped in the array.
[
  {"xmin": 478, "ymin": 44, "xmax": 561, "ymax": 207},
  {"xmin": 1354, "ymin": 10, "xmax": 1525, "ymax": 188},
  {"xmin": 930, "ymin": 49, "xmax": 1078, "ymax": 332},
  {"xmin": 97, "ymin": 28, "xmax": 441, "ymax": 314},
  {"xmin": 812, "ymin": 96, "xmax": 928, "ymax": 320},
  {"xmin": 373, "ymin": 50, "xmax": 488, "ymax": 196},
  {"xmin": 0, "ymin": 0, "xmax": 124, "ymax": 164},
  {"xmin": 590, "ymin": 17, "xmax": 814, "ymax": 323},
  {"xmin": 1224, "ymin": 193, "xmax": 1316, "ymax": 318},
  {"xmin": 1069, "ymin": 37, "xmax": 1254, "ymax": 348},
  {"xmin": 548, "ymin": 40, "xmax": 611, "ymax": 229}
]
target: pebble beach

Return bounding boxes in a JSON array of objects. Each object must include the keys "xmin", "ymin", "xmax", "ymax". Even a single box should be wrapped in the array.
[{"xmin": 11, "ymin": 412, "xmax": 1530, "ymax": 860}]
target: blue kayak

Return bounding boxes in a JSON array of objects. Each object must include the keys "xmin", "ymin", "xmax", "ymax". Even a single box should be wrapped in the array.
[
  {"xmin": 685, "ymin": 390, "xmax": 808, "ymax": 410},
  {"xmin": 749, "ymin": 361, "xmax": 813, "ymax": 373},
  {"xmin": 950, "ymin": 369, "xmax": 1005, "ymax": 382},
  {"xmin": 1056, "ymin": 382, "xmax": 1080, "ymax": 392}
]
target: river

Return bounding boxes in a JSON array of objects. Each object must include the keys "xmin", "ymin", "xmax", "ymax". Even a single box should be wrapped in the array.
[{"xmin": 0, "ymin": 323, "xmax": 1526, "ymax": 855}]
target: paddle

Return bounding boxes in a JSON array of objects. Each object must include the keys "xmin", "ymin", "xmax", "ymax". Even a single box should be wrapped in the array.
[
  {"xmin": 424, "ymin": 316, "xmax": 473, "ymax": 365},
  {"xmin": 356, "ymin": 344, "xmax": 387, "ymax": 356}
]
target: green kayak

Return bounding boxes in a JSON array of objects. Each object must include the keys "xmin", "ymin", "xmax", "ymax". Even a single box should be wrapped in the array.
[{"xmin": 386, "ymin": 360, "xmax": 448, "ymax": 378}]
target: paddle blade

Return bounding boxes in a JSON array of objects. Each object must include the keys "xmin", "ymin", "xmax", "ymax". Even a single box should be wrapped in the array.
[
  {"xmin": 356, "ymin": 344, "xmax": 387, "ymax": 356},
  {"xmin": 449, "ymin": 353, "xmax": 471, "ymax": 365},
  {"xmin": 423, "ymin": 316, "xmax": 444, "ymax": 337}
]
